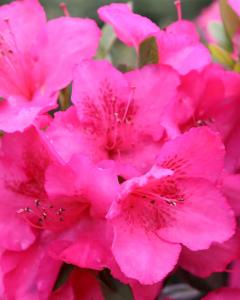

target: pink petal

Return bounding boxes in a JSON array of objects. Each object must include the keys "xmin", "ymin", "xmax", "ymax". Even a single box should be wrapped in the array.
[
  {"xmin": 49, "ymin": 217, "xmax": 115, "ymax": 272},
  {"xmin": 112, "ymin": 218, "xmax": 181, "ymax": 284},
  {"xmin": 0, "ymin": 0, "xmax": 46, "ymax": 52},
  {"xmin": 1, "ymin": 234, "xmax": 61, "ymax": 300},
  {"xmin": 0, "ymin": 0, "xmax": 46, "ymax": 100},
  {"xmin": 98, "ymin": 3, "xmax": 159, "ymax": 47},
  {"xmin": 42, "ymin": 17, "xmax": 100, "ymax": 90},
  {"xmin": 0, "ymin": 99, "xmax": 41, "ymax": 133},
  {"xmin": 0, "ymin": 210, "xmax": 35, "ymax": 251},
  {"xmin": 0, "ymin": 94, "xmax": 57, "ymax": 133},
  {"xmin": 45, "ymin": 107, "xmax": 86, "ymax": 162},
  {"xmin": 157, "ymin": 127, "xmax": 225, "ymax": 182},
  {"xmin": 157, "ymin": 21, "xmax": 211, "ymax": 74},
  {"xmin": 45, "ymin": 155, "xmax": 119, "ymax": 217},
  {"xmin": 157, "ymin": 178, "xmax": 235, "ymax": 250},
  {"xmin": 125, "ymin": 64, "xmax": 180, "ymax": 141}
]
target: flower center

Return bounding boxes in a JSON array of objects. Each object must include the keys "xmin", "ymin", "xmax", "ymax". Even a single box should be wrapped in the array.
[
  {"xmin": 81, "ymin": 81, "xmax": 136, "ymax": 158},
  {"xmin": 121, "ymin": 176, "xmax": 185, "ymax": 232},
  {"xmin": 17, "ymin": 197, "xmax": 88, "ymax": 231}
]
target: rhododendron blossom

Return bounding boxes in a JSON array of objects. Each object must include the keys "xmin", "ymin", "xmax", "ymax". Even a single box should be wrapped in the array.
[
  {"xmin": 0, "ymin": 0, "xmax": 100, "ymax": 132},
  {"xmin": 107, "ymin": 127, "xmax": 235, "ymax": 284},
  {"xmin": 0, "ymin": 126, "xmax": 118, "ymax": 238},
  {"xmin": 0, "ymin": 0, "xmax": 240, "ymax": 299},
  {"xmin": 46, "ymin": 60, "xmax": 180, "ymax": 177}
]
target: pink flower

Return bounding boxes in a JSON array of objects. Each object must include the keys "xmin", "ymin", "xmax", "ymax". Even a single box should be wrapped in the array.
[
  {"xmin": 175, "ymin": 64, "xmax": 240, "ymax": 141},
  {"xmin": 0, "ymin": 0, "xmax": 100, "ymax": 132},
  {"xmin": 46, "ymin": 59, "xmax": 180, "ymax": 178},
  {"xmin": 0, "ymin": 126, "xmax": 120, "ymax": 298},
  {"xmin": 0, "ymin": 126, "xmax": 118, "ymax": 247},
  {"xmin": 98, "ymin": 3, "xmax": 211, "ymax": 75},
  {"xmin": 107, "ymin": 127, "xmax": 235, "ymax": 284}
]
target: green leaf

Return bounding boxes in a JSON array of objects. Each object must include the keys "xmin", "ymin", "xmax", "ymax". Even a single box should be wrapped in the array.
[
  {"xmin": 208, "ymin": 21, "xmax": 232, "ymax": 51},
  {"xmin": 111, "ymin": 40, "xmax": 137, "ymax": 70},
  {"xmin": 96, "ymin": 24, "xmax": 116, "ymax": 59},
  {"xmin": 138, "ymin": 36, "xmax": 159, "ymax": 68},
  {"xmin": 220, "ymin": 0, "xmax": 240, "ymax": 43},
  {"xmin": 208, "ymin": 43, "xmax": 235, "ymax": 68},
  {"xmin": 59, "ymin": 86, "xmax": 71, "ymax": 111}
]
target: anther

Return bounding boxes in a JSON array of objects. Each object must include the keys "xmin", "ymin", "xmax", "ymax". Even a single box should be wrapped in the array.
[
  {"xmin": 196, "ymin": 119, "xmax": 207, "ymax": 127},
  {"xmin": 35, "ymin": 199, "xmax": 40, "ymax": 207},
  {"xmin": 42, "ymin": 212, "xmax": 47, "ymax": 219}
]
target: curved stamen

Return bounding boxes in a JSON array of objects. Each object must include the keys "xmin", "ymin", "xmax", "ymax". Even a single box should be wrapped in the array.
[
  {"xmin": 174, "ymin": 0, "xmax": 182, "ymax": 21},
  {"xmin": 59, "ymin": 2, "xmax": 70, "ymax": 17}
]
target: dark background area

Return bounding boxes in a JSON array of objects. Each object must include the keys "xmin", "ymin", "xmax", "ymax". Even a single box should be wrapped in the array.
[{"xmin": 0, "ymin": 0, "xmax": 213, "ymax": 25}]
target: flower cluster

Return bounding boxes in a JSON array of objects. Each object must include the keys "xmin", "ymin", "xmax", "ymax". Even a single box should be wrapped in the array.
[{"xmin": 0, "ymin": 0, "xmax": 240, "ymax": 299}]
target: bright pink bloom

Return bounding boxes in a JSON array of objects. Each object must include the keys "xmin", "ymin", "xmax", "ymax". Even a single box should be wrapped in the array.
[
  {"xmin": 175, "ymin": 64, "xmax": 240, "ymax": 141},
  {"xmin": 179, "ymin": 230, "xmax": 240, "ymax": 278},
  {"xmin": 202, "ymin": 288, "xmax": 240, "ymax": 300},
  {"xmin": 98, "ymin": 3, "xmax": 211, "ymax": 75},
  {"xmin": 0, "ymin": 0, "xmax": 100, "ymax": 132},
  {"xmin": 0, "ymin": 126, "xmax": 119, "ymax": 298},
  {"xmin": 46, "ymin": 60, "xmax": 180, "ymax": 178},
  {"xmin": 107, "ymin": 127, "xmax": 235, "ymax": 284},
  {"xmin": 0, "ymin": 126, "xmax": 118, "ymax": 246}
]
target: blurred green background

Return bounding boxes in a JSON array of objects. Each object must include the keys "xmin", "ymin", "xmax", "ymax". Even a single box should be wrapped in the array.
[{"xmin": 0, "ymin": 0, "xmax": 213, "ymax": 25}]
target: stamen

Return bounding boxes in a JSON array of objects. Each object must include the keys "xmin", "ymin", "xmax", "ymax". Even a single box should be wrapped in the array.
[
  {"xmin": 174, "ymin": 0, "xmax": 182, "ymax": 21},
  {"xmin": 16, "ymin": 200, "xmax": 68, "ymax": 230},
  {"xmin": 59, "ymin": 2, "xmax": 70, "ymax": 17},
  {"xmin": 122, "ymin": 85, "xmax": 136, "ymax": 123}
]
